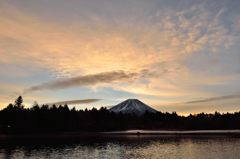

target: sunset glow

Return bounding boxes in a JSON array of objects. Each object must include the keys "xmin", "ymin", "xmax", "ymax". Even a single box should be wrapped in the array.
[{"xmin": 1, "ymin": 0, "xmax": 240, "ymax": 114}]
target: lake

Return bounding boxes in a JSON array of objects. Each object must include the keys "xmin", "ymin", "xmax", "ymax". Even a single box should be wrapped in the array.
[{"xmin": 0, "ymin": 135, "xmax": 239, "ymax": 159}]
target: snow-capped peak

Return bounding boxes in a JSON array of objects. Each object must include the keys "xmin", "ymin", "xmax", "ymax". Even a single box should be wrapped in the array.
[{"xmin": 109, "ymin": 99, "xmax": 158, "ymax": 116}]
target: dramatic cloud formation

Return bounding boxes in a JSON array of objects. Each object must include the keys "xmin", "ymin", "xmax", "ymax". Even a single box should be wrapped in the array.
[
  {"xmin": 184, "ymin": 94, "xmax": 240, "ymax": 104},
  {"xmin": 46, "ymin": 99, "xmax": 101, "ymax": 106},
  {"xmin": 25, "ymin": 70, "xmax": 139, "ymax": 92},
  {"xmin": 0, "ymin": 0, "xmax": 240, "ymax": 113}
]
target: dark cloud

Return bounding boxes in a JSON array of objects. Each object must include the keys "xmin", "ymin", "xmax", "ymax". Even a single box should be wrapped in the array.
[
  {"xmin": 46, "ymin": 99, "xmax": 101, "ymax": 105},
  {"xmin": 184, "ymin": 94, "xmax": 240, "ymax": 104},
  {"xmin": 25, "ymin": 70, "xmax": 139, "ymax": 92}
]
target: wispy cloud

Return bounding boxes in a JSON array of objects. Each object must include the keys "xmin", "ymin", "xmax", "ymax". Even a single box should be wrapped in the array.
[
  {"xmin": 25, "ymin": 70, "xmax": 139, "ymax": 92},
  {"xmin": 46, "ymin": 99, "xmax": 101, "ymax": 105},
  {"xmin": 0, "ymin": 0, "xmax": 240, "ymax": 113},
  {"xmin": 184, "ymin": 94, "xmax": 240, "ymax": 104}
]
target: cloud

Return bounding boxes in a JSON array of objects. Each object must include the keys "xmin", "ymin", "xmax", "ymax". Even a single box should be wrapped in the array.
[
  {"xmin": 1, "ymin": 1, "xmax": 233, "ymax": 79},
  {"xmin": 25, "ymin": 70, "xmax": 139, "ymax": 92},
  {"xmin": 184, "ymin": 94, "xmax": 240, "ymax": 104},
  {"xmin": 0, "ymin": 0, "xmax": 240, "ymax": 113},
  {"xmin": 46, "ymin": 99, "xmax": 101, "ymax": 105}
]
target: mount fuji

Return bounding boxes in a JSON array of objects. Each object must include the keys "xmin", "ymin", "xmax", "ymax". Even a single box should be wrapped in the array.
[{"xmin": 109, "ymin": 99, "xmax": 158, "ymax": 116}]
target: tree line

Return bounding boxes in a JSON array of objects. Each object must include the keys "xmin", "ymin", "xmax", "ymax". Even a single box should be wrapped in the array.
[{"xmin": 0, "ymin": 96, "xmax": 240, "ymax": 134}]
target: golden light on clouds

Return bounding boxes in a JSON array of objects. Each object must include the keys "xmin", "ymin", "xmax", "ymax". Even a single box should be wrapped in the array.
[{"xmin": 0, "ymin": 0, "xmax": 240, "ymax": 114}]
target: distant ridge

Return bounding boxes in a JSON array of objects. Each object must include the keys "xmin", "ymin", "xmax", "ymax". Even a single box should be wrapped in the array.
[{"xmin": 109, "ymin": 99, "xmax": 158, "ymax": 116}]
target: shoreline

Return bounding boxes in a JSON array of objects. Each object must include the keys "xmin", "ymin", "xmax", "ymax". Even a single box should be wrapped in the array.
[
  {"xmin": 1, "ymin": 130, "xmax": 240, "ymax": 141},
  {"xmin": 102, "ymin": 129, "xmax": 240, "ymax": 134}
]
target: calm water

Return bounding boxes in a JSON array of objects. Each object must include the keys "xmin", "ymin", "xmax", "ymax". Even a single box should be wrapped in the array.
[{"xmin": 0, "ymin": 136, "xmax": 240, "ymax": 159}]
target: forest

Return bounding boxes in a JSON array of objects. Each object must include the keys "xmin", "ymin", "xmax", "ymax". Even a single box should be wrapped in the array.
[{"xmin": 0, "ymin": 96, "xmax": 240, "ymax": 134}]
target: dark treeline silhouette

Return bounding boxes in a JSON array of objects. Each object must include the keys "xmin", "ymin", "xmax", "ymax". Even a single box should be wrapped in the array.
[{"xmin": 0, "ymin": 96, "xmax": 240, "ymax": 134}]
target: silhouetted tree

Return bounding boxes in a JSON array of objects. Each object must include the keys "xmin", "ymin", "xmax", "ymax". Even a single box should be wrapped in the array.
[
  {"xmin": 31, "ymin": 101, "xmax": 40, "ymax": 111},
  {"xmin": 0, "ymin": 96, "xmax": 240, "ymax": 134},
  {"xmin": 6, "ymin": 103, "xmax": 14, "ymax": 110},
  {"xmin": 14, "ymin": 96, "xmax": 24, "ymax": 109}
]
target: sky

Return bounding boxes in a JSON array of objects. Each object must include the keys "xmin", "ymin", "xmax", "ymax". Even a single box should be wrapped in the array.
[{"xmin": 0, "ymin": 0, "xmax": 240, "ymax": 115}]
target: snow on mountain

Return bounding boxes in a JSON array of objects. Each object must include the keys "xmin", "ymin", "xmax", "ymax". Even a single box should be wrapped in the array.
[{"xmin": 109, "ymin": 99, "xmax": 158, "ymax": 116}]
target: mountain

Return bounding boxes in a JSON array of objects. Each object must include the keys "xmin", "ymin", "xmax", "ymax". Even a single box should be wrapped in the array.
[{"xmin": 109, "ymin": 99, "xmax": 158, "ymax": 116}]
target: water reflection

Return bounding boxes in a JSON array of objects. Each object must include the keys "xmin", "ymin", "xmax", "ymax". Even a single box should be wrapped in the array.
[{"xmin": 0, "ymin": 137, "xmax": 239, "ymax": 159}]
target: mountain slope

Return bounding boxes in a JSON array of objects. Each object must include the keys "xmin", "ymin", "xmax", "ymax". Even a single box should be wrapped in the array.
[{"xmin": 109, "ymin": 99, "xmax": 158, "ymax": 116}]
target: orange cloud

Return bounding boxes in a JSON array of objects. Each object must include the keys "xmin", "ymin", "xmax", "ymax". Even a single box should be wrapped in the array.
[{"xmin": 0, "ymin": 2, "xmax": 238, "ymax": 111}]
